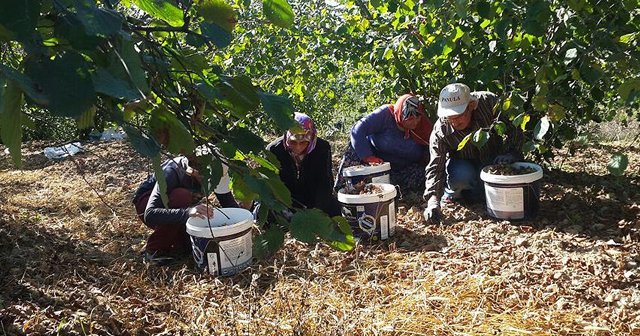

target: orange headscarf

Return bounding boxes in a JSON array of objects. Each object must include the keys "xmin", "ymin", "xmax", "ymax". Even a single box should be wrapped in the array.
[{"xmin": 389, "ymin": 94, "xmax": 433, "ymax": 146}]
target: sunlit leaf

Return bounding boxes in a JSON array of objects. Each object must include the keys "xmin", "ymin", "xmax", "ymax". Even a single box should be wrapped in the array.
[
  {"xmin": 472, "ymin": 129, "xmax": 489, "ymax": 148},
  {"xmin": 196, "ymin": 0, "xmax": 237, "ymax": 32},
  {"xmin": 607, "ymin": 152, "xmax": 628, "ymax": 176},
  {"xmin": 564, "ymin": 48, "xmax": 577, "ymax": 65},
  {"xmin": 131, "ymin": 0, "xmax": 184, "ymax": 27},
  {"xmin": 533, "ymin": 116, "xmax": 550, "ymax": 140},
  {"xmin": 494, "ymin": 121, "xmax": 506, "ymax": 136},
  {"xmin": 457, "ymin": 133, "xmax": 472, "ymax": 151},
  {"xmin": 263, "ymin": 0, "xmax": 294, "ymax": 29}
]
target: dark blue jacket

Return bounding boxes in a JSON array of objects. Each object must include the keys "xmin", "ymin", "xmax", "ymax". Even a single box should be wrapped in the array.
[{"xmin": 350, "ymin": 105, "xmax": 427, "ymax": 169}]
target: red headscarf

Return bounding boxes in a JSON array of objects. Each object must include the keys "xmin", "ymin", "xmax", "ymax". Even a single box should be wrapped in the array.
[{"xmin": 389, "ymin": 94, "xmax": 433, "ymax": 145}]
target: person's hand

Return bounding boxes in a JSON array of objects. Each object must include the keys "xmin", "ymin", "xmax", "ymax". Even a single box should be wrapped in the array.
[
  {"xmin": 363, "ymin": 156, "xmax": 384, "ymax": 164},
  {"xmin": 188, "ymin": 203, "xmax": 214, "ymax": 219},
  {"xmin": 494, "ymin": 153, "xmax": 516, "ymax": 165},
  {"xmin": 423, "ymin": 196, "xmax": 442, "ymax": 224}
]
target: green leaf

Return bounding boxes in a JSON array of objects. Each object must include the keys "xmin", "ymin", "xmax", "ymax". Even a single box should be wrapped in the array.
[
  {"xmin": 200, "ymin": 22, "xmax": 233, "ymax": 48},
  {"xmin": 494, "ymin": 121, "xmax": 506, "ymax": 136},
  {"xmin": 0, "ymin": 80, "xmax": 24, "ymax": 167},
  {"xmin": 199, "ymin": 155, "xmax": 223, "ymax": 195},
  {"xmin": 522, "ymin": 141, "xmax": 536, "ymax": 154},
  {"xmin": 290, "ymin": 209, "xmax": 331, "ymax": 243},
  {"xmin": 230, "ymin": 173, "xmax": 258, "ymax": 204},
  {"xmin": 327, "ymin": 216, "xmax": 355, "ymax": 251},
  {"xmin": 0, "ymin": 0, "xmax": 40, "ymax": 41},
  {"xmin": 512, "ymin": 113, "xmax": 531, "ymax": 131},
  {"xmin": 92, "ymin": 67, "xmax": 143, "ymax": 101},
  {"xmin": 253, "ymin": 227, "xmax": 285, "ymax": 259},
  {"xmin": 152, "ymin": 154, "xmax": 169, "ymax": 206},
  {"xmin": 533, "ymin": 116, "xmax": 550, "ymax": 140},
  {"xmin": 579, "ymin": 63, "xmax": 603, "ymax": 85},
  {"xmin": 195, "ymin": 0, "xmax": 237, "ymax": 32},
  {"xmin": 0, "ymin": 64, "xmax": 48, "ymax": 104},
  {"xmin": 472, "ymin": 129, "xmax": 489, "ymax": 148},
  {"xmin": 618, "ymin": 79, "xmax": 640, "ymax": 104},
  {"xmin": 457, "ymin": 133, "xmax": 472, "ymax": 151},
  {"xmin": 217, "ymin": 76, "xmax": 260, "ymax": 116},
  {"xmin": 263, "ymin": 0, "xmax": 294, "ymax": 29},
  {"xmin": 260, "ymin": 167, "xmax": 292, "ymax": 206},
  {"xmin": 76, "ymin": 105, "xmax": 96, "ymax": 130},
  {"xmin": 249, "ymin": 152, "xmax": 280, "ymax": 173},
  {"xmin": 607, "ymin": 153, "xmax": 628, "ymax": 176},
  {"xmin": 531, "ymin": 94, "xmax": 548, "ymax": 111},
  {"xmin": 110, "ymin": 37, "xmax": 150, "ymax": 95},
  {"xmin": 476, "ymin": 1, "xmax": 491, "ymax": 18},
  {"xmin": 123, "ymin": 125, "xmax": 161, "ymax": 158},
  {"xmin": 74, "ymin": 0, "xmax": 123, "ymax": 37},
  {"xmin": 259, "ymin": 92, "xmax": 295, "ymax": 132},
  {"xmin": 150, "ymin": 107, "xmax": 195, "ymax": 155},
  {"xmin": 25, "ymin": 52, "xmax": 96, "ymax": 118},
  {"xmin": 229, "ymin": 127, "xmax": 265, "ymax": 153},
  {"xmin": 131, "ymin": 0, "xmax": 184, "ymax": 27},
  {"xmin": 54, "ymin": 13, "xmax": 104, "ymax": 50}
]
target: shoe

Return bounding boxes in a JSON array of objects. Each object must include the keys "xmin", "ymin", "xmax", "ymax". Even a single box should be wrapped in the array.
[{"xmin": 143, "ymin": 250, "xmax": 176, "ymax": 266}]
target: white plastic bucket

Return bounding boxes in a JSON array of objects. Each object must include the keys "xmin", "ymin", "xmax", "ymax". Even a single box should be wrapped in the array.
[
  {"xmin": 337, "ymin": 183, "xmax": 397, "ymax": 241},
  {"xmin": 480, "ymin": 162, "xmax": 543, "ymax": 220},
  {"xmin": 342, "ymin": 162, "xmax": 391, "ymax": 186},
  {"xmin": 186, "ymin": 208, "xmax": 254, "ymax": 276}
]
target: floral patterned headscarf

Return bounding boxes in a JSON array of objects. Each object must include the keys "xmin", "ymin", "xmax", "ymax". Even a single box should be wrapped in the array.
[{"xmin": 284, "ymin": 112, "xmax": 317, "ymax": 155}]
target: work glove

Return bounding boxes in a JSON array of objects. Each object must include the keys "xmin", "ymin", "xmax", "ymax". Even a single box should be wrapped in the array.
[
  {"xmin": 363, "ymin": 155, "xmax": 384, "ymax": 164},
  {"xmin": 494, "ymin": 153, "xmax": 516, "ymax": 165},
  {"xmin": 423, "ymin": 196, "xmax": 442, "ymax": 224}
]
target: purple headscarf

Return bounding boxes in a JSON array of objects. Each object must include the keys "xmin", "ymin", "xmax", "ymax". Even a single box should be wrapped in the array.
[{"xmin": 285, "ymin": 112, "xmax": 317, "ymax": 155}]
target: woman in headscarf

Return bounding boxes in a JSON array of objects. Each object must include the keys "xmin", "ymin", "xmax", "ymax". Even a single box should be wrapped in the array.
[
  {"xmin": 266, "ymin": 112, "xmax": 341, "ymax": 216},
  {"xmin": 335, "ymin": 94, "xmax": 433, "ymax": 194}
]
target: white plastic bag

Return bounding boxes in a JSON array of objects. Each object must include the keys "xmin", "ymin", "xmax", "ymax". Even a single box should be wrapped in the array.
[{"xmin": 43, "ymin": 142, "xmax": 83, "ymax": 159}]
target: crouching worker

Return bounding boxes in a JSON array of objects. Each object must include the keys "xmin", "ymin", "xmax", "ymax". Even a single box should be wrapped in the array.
[
  {"xmin": 266, "ymin": 112, "xmax": 341, "ymax": 217},
  {"xmin": 132, "ymin": 153, "xmax": 239, "ymax": 265},
  {"xmin": 423, "ymin": 83, "xmax": 524, "ymax": 224},
  {"xmin": 334, "ymin": 94, "xmax": 432, "ymax": 194}
]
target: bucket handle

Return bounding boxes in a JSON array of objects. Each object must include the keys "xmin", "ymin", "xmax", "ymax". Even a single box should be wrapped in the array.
[
  {"xmin": 394, "ymin": 184, "xmax": 403, "ymax": 200},
  {"xmin": 214, "ymin": 207, "xmax": 231, "ymax": 220}
]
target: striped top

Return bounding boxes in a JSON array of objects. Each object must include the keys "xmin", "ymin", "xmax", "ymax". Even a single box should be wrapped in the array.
[{"xmin": 423, "ymin": 91, "xmax": 525, "ymax": 201}]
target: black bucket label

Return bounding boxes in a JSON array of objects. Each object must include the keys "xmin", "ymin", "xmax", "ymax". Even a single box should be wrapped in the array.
[
  {"xmin": 344, "ymin": 171, "xmax": 390, "ymax": 186},
  {"xmin": 340, "ymin": 199, "xmax": 396, "ymax": 241},
  {"xmin": 484, "ymin": 182, "xmax": 540, "ymax": 220},
  {"xmin": 190, "ymin": 230, "xmax": 252, "ymax": 276}
]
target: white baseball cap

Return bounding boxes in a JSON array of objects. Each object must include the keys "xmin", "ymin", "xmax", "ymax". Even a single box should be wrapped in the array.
[{"xmin": 437, "ymin": 83, "xmax": 471, "ymax": 118}]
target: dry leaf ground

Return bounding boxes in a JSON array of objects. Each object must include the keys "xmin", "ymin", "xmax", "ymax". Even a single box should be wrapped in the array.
[{"xmin": 0, "ymin": 139, "xmax": 639, "ymax": 335}]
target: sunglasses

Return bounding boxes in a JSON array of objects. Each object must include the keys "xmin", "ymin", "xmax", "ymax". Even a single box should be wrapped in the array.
[{"xmin": 288, "ymin": 131, "xmax": 312, "ymax": 142}]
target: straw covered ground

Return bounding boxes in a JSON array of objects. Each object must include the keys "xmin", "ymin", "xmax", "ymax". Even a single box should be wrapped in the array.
[{"xmin": 0, "ymin": 140, "xmax": 639, "ymax": 335}]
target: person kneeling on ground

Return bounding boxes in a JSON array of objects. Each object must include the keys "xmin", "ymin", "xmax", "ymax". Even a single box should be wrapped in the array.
[
  {"xmin": 334, "ymin": 94, "xmax": 432, "ymax": 194},
  {"xmin": 132, "ymin": 153, "xmax": 239, "ymax": 265},
  {"xmin": 423, "ymin": 83, "xmax": 524, "ymax": 224},
  {"xmin": 266, "ymin": 112, "xmax": 341, "ymax": 217}
]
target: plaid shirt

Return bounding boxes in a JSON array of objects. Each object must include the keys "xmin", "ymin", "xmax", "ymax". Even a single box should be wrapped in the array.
[{"xmin": 423, "ymin": 91, "xmax": 525, "ymax": 201}]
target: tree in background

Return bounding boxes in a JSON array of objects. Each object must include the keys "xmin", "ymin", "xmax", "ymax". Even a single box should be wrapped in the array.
[{"xmin": 0, "ymin": 0, "xmax": 354, "ymax": 255}]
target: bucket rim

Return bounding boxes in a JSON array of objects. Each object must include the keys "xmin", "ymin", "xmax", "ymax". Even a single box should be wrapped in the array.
[
  {"xmin": 342, "ymin": 162, "xmax": 391, "ymax": 177},
  {"xmin": 186, "ymin": 208, "xmax": 254, "ymax": 238},
  {"xmin": 480, "ymin": 162, "xmax": 543, "ymax": 184},
  {"xmin": 337, "ymin": 183, "xmax": 397, "ymax": 203}
]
